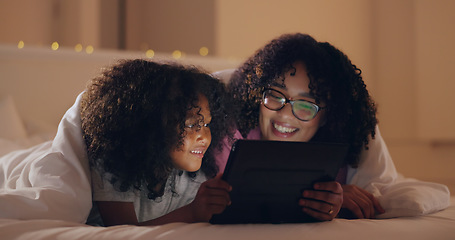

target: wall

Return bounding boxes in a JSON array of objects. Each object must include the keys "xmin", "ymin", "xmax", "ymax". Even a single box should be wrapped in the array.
[
  {"xmin": 1, "ymin": 0, "xmax": 454, "ymax": 193},
  {"xmin": 214, "ymin": 0, "xmax": 375, "ymax": 88},
  {"xmin": 214, "ymin": 0, "xmax": 455, "ymax": 193}
]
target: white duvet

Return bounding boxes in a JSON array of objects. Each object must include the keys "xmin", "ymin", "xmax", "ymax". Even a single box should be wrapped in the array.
[
  {"xmin": 346, "ymin": 130, "xmax": 451, "ymax": 218},
  {"xmin": 0, "ymin": 93, "xmax": 92, "ymax": 223}
]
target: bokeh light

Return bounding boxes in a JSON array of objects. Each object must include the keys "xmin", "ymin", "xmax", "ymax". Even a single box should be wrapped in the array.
[
  {"xmin": 199, "ymin": 47, "xmax": 209, "ymax": 56},
  {"xmin": 75, "ymin": 44, "xmax": 83, "ymax": 52},
  {"xmin": 146, "ymin": 49, "xmax": 155, "ymax": 58},
  {"xmin": 172, "ymin": 50, "xmax": 182, "ymax": 59},
  {"xmin": 86, "ymin": 45, "xmax": 94, "ymax": 54},
  {"xmin": 17, "ymin": 41, "xmax": 25, "ymax": 49},
  {"xmin": 51, "ymin": 42, "xmax": 59, "ymax": 50}
]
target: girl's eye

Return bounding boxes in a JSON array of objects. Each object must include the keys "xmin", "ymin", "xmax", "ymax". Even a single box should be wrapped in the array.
[
  {"xmin": 185, "ymin": 124, "xmax": 197, "ymax": 129},
  {"xmin": 185, "ymin": 122, "xmax": 210, "ymax": 131}
]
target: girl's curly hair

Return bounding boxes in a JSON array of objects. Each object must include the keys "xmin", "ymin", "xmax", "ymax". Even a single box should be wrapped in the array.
[
  {"xmin": 228, "ymin": 33, "xmax": 377, "ymax": 168},
  {"xmin": 81, "ymin": 59, "xmax": 233, "ymax": 199}
]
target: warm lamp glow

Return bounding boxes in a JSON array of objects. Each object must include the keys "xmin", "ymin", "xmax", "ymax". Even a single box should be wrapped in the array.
[
  {"xmin": 17, "ymin": 41, "xmax": 25, "ymax": 49},
  {"xmin": 75, "ymin": 44, "xmax": 83, "ymax": 52},
  {"xmin": 51, "ymin": 42, "xmax": 59, "ymax": 50},
  {"xmin": 146, "ymin": 49, "xmax": 155, "ymax": 58},
  {"xmin": 86, "ymin": 45, "xmax": 94, "ymax": 54},
  {"xmin": 172, "ymin": 50, "xmax": 182, "ymax": 59},
  {"xmin": 199, "ymin": 47, "xmax": 209, "ymax": 56}
]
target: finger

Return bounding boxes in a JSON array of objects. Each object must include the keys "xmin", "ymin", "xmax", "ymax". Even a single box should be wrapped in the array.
[
  {"xmin": 299, "ymin": 199, "xmax": 334, "ymax": 215},
  {"xmin": 359, "ymin": 189, "xmax": 385, "ymax": 214},
  {"xmin": 302, "ymin": 206, "xmax": 334, "ymax": 221},
  {"xmin": 314, "ymin": 181, "xmax": 343, "ymax": 194},
  {"xmin": 206, "ymin": 189, "xmax": 231, "ymax": 204},
  {"xmin": 204, "ymin": 177, "xmax": 232, "ymax": 191},
  {"xmin": 355, "ymin": 188, "xmax": 380, "ymax": 218},
  {"xmin": 354, "ymin": 190, "xmax": 378, "ymax": 218},
  {"xmin": 206, "ymin": 203, "xmax": 229, "ymax": 215},
  {"xmin": 207, "ymin": 195, "xmax": 231, "ymax": 206},
  {"xmin": 303, "ymin": 189, "xmax": 342, "ymax": 205},
  {"xmin": 343, "ymin": 198, "xmax": 365, "ymax": 219},
  {"xmin": 373, "ymin": 197, "xmax": 385, "ymax": 214}
]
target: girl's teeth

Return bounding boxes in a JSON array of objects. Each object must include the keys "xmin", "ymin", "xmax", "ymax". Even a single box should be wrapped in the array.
[
  {"xmin": 273, "ymin": 123, "xmax": 297, "ymax": 133},
  {"xmin": 191, "ymin": 150, "xmax": 203, "ymax": 154}
]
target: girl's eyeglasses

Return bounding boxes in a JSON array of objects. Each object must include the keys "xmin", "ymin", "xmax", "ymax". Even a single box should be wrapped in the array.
[{"xmin": 262, "ymin": 88, "xmax": 324, "ymax": 121}]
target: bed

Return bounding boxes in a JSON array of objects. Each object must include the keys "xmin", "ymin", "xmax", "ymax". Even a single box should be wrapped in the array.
[
  {"xmin": 1, "ymin": 203, "xmax": 455, "ymax": 240},
  {"xmin": 1, "ymin": 44, "xmax": 454, "ymax": 240}
]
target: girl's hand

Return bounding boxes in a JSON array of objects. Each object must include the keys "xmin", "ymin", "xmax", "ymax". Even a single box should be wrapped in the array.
[
  {"xmin": 299, "ymin": 181, "xmax": 343, "ymax": 221},
  {"xmin": 188, "ymin": 173, "xmax": 232, "ymax": 222},
  {"xmin": 340, "ymin": 184, "xmax": 385, "ymax": 219}
]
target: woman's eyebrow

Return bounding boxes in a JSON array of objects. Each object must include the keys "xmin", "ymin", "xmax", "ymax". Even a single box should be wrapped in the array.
[
  {"xmin": 297, "ymin": 92, "xmax": 315, "ymax": 99},
  {"xmin": 270, "ymin": 84, "xmax": 315, "ymax": 99}
]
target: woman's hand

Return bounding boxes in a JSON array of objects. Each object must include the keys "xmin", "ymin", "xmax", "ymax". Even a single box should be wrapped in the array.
[
  {"xmin": 340, "ymin": 184, "xmax": 385, "ymax": 219},
  {"xmin": 187, "ymin": 173, "xmax": 232, "ymax": 222},
  {"xmin": 299, "ymin": 181, "xmax": 343, "ymax": 221}
]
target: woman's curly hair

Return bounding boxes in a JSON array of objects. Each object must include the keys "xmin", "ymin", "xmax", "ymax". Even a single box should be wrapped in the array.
[
  {"xmin": 228, "ymin": 33, "xmax": 377, "ymax": 168},
  {"xmin": 80, "ymin": 59, "xmax": 233, "ymax": 199}
]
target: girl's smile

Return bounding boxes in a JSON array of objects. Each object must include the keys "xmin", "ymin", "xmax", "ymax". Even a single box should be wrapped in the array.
[
  {"xmin": 190, "ymin": 147, "xmax": 207, "ymax": 158},
  {"xmin": 170, "ymin": 94, "xmax": 212, "ymax": 172}
]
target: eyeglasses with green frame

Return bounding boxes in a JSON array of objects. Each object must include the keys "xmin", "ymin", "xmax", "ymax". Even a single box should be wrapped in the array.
[{"xmin": 262, "ymin": 88, "xmax": 325, "ymax": 121}]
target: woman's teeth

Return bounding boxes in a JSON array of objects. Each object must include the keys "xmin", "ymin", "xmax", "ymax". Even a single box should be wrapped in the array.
[
  {"xmin": 273, "ymin": 123, "xmax": 297, "ymax": 133},
  {"xmin": 191, "ymin": 150, "xmax": 203, "ymax": 154}
]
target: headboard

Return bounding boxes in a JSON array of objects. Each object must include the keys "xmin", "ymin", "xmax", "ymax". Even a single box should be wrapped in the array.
[{"xmin": 0, "ymin": 44, "xmax": 240, "ymax": 129}]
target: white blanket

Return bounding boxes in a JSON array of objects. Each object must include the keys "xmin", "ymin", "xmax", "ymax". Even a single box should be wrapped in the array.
[
  {"xmin": 1, "ymin": 197, "xmax": 455, "ymax": 240},
  {"xmin": 0, "ymin": 93, "xmax": 92, "ymax": 223}
]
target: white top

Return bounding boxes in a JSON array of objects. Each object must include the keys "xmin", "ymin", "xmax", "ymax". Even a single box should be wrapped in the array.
[{"xmin": 89, "ymin": 168, "xmax": 206, "ymax": 224}]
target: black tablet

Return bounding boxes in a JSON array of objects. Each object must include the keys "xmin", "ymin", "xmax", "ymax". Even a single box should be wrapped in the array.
[{"xmin": 210, "ymin": 139, "xmax": 349, "ymax": 224}]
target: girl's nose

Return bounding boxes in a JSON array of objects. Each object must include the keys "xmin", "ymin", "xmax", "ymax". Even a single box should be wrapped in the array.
[{"xmin": 197, "ymin": 126, "xmax": 212, "ymax": 145}]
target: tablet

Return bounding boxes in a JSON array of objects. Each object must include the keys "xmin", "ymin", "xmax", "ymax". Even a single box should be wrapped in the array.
[{"xmin": 210, "ymin": 139, "xmax": 349, "ymax": 224}]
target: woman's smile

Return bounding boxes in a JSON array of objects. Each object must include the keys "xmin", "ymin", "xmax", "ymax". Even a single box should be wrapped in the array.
[
  {"xmin": 259, "ymin": 61, "xmax": 325, "ymax": 142},
  {"xmin": 271, "ymin": 120, "xmax": 299, "ymax": 138}
]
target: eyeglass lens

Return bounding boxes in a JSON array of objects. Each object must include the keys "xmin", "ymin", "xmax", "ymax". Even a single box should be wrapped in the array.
[{"xmin": 263, "ymin": 89, "xmax": 319, "ymax": 121}]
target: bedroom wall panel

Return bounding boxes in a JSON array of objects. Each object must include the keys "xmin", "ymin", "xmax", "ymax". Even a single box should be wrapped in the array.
[{"xmin": 414, "ymin": 0, "xmax": 455, "ymax": 141}]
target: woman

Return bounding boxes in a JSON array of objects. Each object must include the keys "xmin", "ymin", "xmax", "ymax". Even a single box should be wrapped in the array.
[{"xmin": 215, "ymin": 33, "xmax": 449, "ymax": 220}]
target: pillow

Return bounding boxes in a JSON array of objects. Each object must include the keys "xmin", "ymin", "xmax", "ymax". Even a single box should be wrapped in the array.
[
  {"xmin": 0, "ymin": 96, "xmax": 28, "ymax": 140},
  {"xmin": 211, "ymin": 69, "xmax": 235, "ymax": 85},
  {"xmin": 376, "ymin": 176, "xmax": 451, "ymax": 218}
]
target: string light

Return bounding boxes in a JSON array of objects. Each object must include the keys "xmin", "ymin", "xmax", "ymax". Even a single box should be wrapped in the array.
[
  {"xmin": 74, "ymin": 44, "xmax": 83, "ymax": 52},
  {"xmin": 51, "ymin": 41, "xmax": 59, "ymax": 50},
  {"xmin": 17, "ymin": 41, "xmax": 25, "ymax": 49},
  {"xmin": 199, "ymin": 47, "xmax": 209, "ymax": 56},
  {"xmin": 146, "ymin": 49, "xmax": 155, "ymax": 58},
  {"xmin": 86, "ymin": 45, "xmax": 94, "ymax": 54},
  {"xmin": 15, "ymin": 40, "xmax": 225, "ymax": 59},
  {"xmin": 172, "ymin": 50, "xmax": 182, "ymax": 59}
]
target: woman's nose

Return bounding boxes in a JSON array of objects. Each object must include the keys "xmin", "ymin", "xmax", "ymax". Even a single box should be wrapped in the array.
[{"xmin": 278, "ymin": 102, "xmax": 295, "ymax": 119}]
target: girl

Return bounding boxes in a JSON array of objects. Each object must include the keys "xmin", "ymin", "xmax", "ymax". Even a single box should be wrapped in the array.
[{"xmin": 82, "ymin": 59, "xmax": 233, "ymax": 226}]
